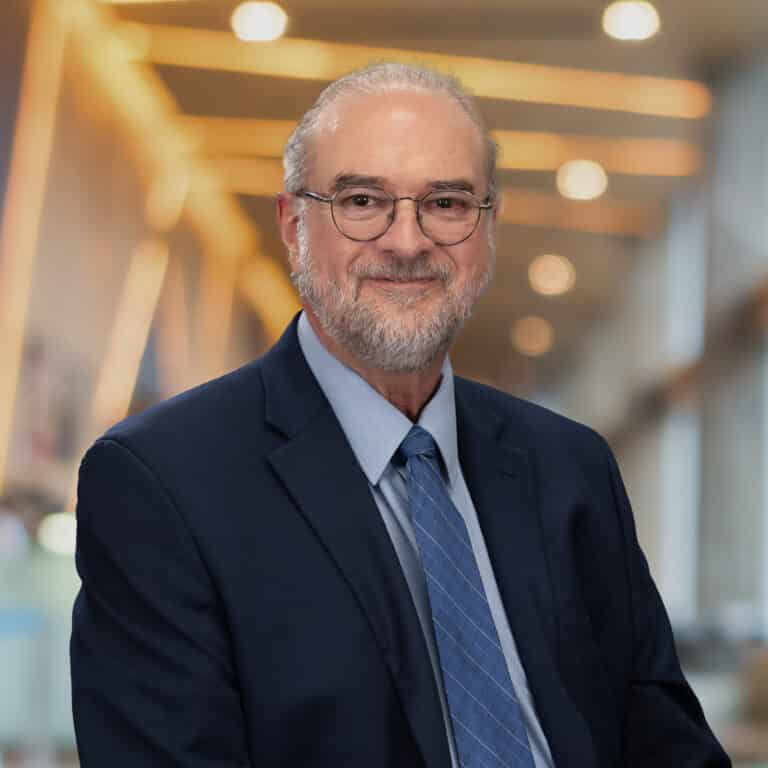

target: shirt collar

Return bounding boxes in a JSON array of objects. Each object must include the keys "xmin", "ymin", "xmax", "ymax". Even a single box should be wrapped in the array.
[{"xmin": 297, "ymin": 312, "xmax": 460, "ymax": 487}]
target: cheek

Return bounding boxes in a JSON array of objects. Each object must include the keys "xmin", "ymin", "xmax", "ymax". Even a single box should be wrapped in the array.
[
  {"xmin": 452, "ymin": 242, "xmax": 491, "ymax": 282},
  {"xmin": 309, "ymin": 229, "xmax": 364, "ymax": 283}
]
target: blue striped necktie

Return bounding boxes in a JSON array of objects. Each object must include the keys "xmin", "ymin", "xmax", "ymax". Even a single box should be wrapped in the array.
[{"xmin": 398, "ymin": 425, "xmax": 536, "ymax": 768}]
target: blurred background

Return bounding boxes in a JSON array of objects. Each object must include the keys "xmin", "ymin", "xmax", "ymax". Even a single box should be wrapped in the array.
[{"xmin": 1, "ymin": 0, "xmax": 767, "ymax": 764}]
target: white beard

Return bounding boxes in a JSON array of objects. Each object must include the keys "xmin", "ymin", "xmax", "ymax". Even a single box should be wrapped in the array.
[{"xmin": 291, "ymin": 215, "xmax": 494, "ymax": 372}]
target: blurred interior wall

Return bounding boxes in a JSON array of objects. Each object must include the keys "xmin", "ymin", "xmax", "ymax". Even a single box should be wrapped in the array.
[
  {"xmin": 0, "ymin": 0, "xmax": 28, "ymax": 215},
  {"xmin": 543, "ymin": 52, "xmax": 768, "ymax": 639},
  {"xmin": 0, "ymin": 9, "xmax": 266, "ymax": 750},
  {"xmin": 698, "ymin": 55, "xmax": 768, "ymax": 639},
  {"xmin": 6, "ymin": 40, "xmax": 172, "ymax": 501},
  {"xmin": 2, "ymin": 27, "xmax": 268, "ymax": 505}
]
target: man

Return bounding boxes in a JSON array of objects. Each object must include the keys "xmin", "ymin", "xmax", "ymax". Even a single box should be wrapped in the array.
[{"xmin": 71, "ymin": 64, "xmax": 730, "ymax": 767}]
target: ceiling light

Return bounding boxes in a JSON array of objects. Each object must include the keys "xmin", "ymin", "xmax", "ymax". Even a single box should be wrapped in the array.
[
  {"xmin": 37, "ymin": 512, "xmax": 77, "ymax": 556},
  {"xmin": 556, "ymin": 159, "xmax": 608, "ymax": 201},
  {"xmin": 602, "ymin": 1, "xmax": 661, "ymax": 42},
  {"xmin": 528, "ymin": 254, "xmax": 576, "ymax": 297},
  {"xmin": 231, "ymin": 2, "xmax": 288, "ymax": 42},
  {"xmin": 511, "ymin": 316, "xmax": 555, "ymax": 358}
]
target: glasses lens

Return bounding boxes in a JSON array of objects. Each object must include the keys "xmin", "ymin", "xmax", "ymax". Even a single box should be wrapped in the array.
[
  {"xmin": 419, "ymin": 190, "xmax": 480, "ymax": 245},
  {"xmin": 332, "ymin": 187, "xmax": 392, "ymax": 240}
]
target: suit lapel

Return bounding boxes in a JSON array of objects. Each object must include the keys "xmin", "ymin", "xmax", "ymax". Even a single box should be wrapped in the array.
[
  {"xmin": 455, "ymin": 380, "xmax": 599, "ymax": 768},
  {"xmin": 261, "ymin": 319, "xmax": 451, "ymax": 768}
]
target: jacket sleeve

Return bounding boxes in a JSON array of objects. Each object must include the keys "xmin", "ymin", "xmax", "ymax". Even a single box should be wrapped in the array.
[
  {"xmin": 70, "ymin": 438, "xmax": 252, "ymax": 767},
  {"xmin": 603, "ymin": 442, "xmax": 731, "ymax": 767}
]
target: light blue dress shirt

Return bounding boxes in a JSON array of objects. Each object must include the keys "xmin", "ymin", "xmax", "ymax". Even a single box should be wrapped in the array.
[{"xmin": 298, "ymin": 312, "xmax": 554, "ymax": 768}]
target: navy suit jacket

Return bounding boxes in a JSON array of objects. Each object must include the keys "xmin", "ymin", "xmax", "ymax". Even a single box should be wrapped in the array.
[{"xmin": 71, "ymin": 317, "xmax": 730, "ymax": 767}]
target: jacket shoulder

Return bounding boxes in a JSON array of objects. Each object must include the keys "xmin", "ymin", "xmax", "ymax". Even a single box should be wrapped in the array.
[
  {"xmin": 96, "ymin": 356, "xmax": 270, "ymax": 465},
  {"xmin": 454, "ymin": 376, "xmax": 610, "ymax": 459}
]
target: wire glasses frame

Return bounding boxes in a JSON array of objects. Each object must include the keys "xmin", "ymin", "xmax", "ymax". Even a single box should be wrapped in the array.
[{"xmin": 296, "ymin": 187, "xmax": 494, "ymax": 246}]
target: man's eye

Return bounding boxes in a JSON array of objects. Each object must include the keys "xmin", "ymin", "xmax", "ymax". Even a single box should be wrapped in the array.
[
  {"xmin": 351, "ymin": 195, "xmax": 371, "ymax": 206},
  {"xmin": 428, "ymin": 195, "xmax": 469, "ymax": 212}
]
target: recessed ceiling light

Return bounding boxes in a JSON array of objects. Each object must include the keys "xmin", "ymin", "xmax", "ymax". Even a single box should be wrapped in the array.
[
  {"xmin": 556, "ymin": 159, "xmax": 608, "ymax": 201},
  {"xmin": 231, "ymin": 2, "xmax": 288, "ymax": 43},
  {"xmin": 511, "ymin": 316, "xmax": 555, "ymax": 357},
  {"xmin": 602, "ymin": 1, "xmax": 661, "ymax": 42},
  {"xmin": 529, "ymin": 254, "xmax": 576, "ymax": 297}
]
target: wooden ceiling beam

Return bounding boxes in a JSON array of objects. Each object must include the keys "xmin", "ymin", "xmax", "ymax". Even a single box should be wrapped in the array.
[
  {"xmin": 182, "ymin": 116, "xmax": 702, "ymax": 177},
  {"xmin": 66, "ymin": 0, "xmax": 298, "ymax": 340},
  {"xmin": 205, "ymin": 156, "xmax": 662, "ymax": 238},
  {"xmin": 495, "ymin": 132, "xmax": 700, "ymax": 176},
  {"xmin": 137, "ymin": 23, "xmax": 712, "ymax": 119},
  {"xmin": 499, "ymin": 188, "xmax": 663, "ymax": 238}
]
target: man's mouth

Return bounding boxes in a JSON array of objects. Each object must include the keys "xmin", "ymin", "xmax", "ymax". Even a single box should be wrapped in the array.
[{"xmin": 364, "ymin": 276, "xmax": 441, "ymax": 291}]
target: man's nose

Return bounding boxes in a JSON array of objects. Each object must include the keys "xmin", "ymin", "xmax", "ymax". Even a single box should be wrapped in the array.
[{"xmin": 376, "ymin": 199, "xmax": 433, "ymax": 255}]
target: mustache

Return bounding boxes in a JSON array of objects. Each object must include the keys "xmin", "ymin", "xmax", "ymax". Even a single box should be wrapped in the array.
[{"xmin": 350, "ymin": 256, "xmax": 451, "ymax": 282}]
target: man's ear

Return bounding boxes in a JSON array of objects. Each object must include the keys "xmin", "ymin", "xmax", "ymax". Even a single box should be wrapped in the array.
[{"xmin": 276, "ymin": 193, "xmax": 301, "ymax": 271}]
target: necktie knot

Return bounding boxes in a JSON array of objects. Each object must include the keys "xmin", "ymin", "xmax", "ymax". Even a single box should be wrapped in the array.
[{"xmin": 397, "ymin": 425, "xmax": 438, "ymax": 462}]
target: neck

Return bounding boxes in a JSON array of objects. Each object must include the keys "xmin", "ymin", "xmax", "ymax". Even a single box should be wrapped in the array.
[{"xmin": 305, "ymin": 310, "xmax": 445, "ymax": 422}]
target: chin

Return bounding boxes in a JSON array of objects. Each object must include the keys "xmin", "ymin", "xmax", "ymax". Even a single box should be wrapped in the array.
[
  {"xmin": 360, "ymin": 286, "xmax": 443, "ymax": 315},
  {"xmin": 364, "ymin": 302, "xmax": 442, "ymax": 334}
]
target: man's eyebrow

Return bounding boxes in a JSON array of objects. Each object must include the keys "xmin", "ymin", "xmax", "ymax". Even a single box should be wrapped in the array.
[
  {"xmin": 428, "ymin": 179, "xmax": 476, "ymax": 193},
  {"xmin": 329, "ymin": 175, "xmax": 478, "ymax": 194},
  {"xmin": 331, "ymin": 174, "xmax": 387, "ymax": 191}
]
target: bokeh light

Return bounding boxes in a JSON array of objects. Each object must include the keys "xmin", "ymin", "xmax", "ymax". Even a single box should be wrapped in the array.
[
  {"xmin": 602, "ymin": 1, "xmax": 661, "ymax": 42},
  {"xmin": 511, "ymin": 316, "xmax": 555, "ymax": 357},
  {"xmin": 37, "ymin": 512, "xmax": 76, "ymax": 556},
  {"xmin": 528, "ymin": 253, "xmax": 576, "ymax": 297},
  {"xmin": 231, "ymin": 2, "xmax": 288, "ymax": 43},
  {"xmin": 556, "ymin": 159, "xmax": 608, "ymax": 200}
]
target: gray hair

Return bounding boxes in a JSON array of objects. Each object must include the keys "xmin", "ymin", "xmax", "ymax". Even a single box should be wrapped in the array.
[{"xmin": 282, "ymin": 62, "xmax": 498, "ymax": 200}]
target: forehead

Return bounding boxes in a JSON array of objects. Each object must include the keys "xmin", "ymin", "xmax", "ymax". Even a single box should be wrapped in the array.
[{"xmin": 308, "ymin": 90, "xmax": 486, "ymax": 190}]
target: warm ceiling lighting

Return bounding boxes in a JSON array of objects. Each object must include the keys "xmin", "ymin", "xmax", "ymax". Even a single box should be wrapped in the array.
[
  {"xmin": 511, "ymin": 316, "xmax": 555, "ymax": 357},
  {"xmin": 528, "ymin": 254, "xmax": 576, "ymax": 297},
  {"xmin": 556, "ymin": 159, "xmax": 608, "ymax": 201},
  {"xmin": 0, "ymin": 0, "xmax": 67, "ymax": 494},
  {"xmin": 231, "ymin": 2, "xmax": 288, "ymax": 42},
  {"xmin": 206, "ymin": 156, "xmax": 285, "ymax": 197},
  {"xmin": 602, "ymin": 1, "xmax": 661, "ymax": 41},
  {"xmin": 500, "ymin": 188, "xmax": 662, "ymax": 238},
  {"xmin": 89, "ymin": 238, "xmax": 169, "ymax": 429},
  {"xmin": 145, "ymin": 172, "xmax": 190, "ymax": 232},
  {"xmin": 493, "ymin": 132, "xmax": 700, "ymax": 176},
  {"xmin": 112, "ymin": 21, "xmax": 152, "ymax": 61},
  {"xmin": 204, "ymin": 157, "xmax": 661, "ymax": 238},
  {"xmin": 180, "ymin": 116, "xmax": 702, "ymax": 178},
  {"xmin": 138, "ymin": 24, "xmax": 711, "ymax": 118}
]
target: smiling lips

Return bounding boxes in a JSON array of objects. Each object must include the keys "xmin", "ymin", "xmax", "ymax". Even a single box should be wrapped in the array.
[{"xmin": 366, "ymin": 276, "xmax": 441, "ymax": 291}]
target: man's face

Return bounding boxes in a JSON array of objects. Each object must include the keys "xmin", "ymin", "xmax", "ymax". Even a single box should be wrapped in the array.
[{"xmin": 284, "ymin": 89, "xmax": 496, "ymax": 372}]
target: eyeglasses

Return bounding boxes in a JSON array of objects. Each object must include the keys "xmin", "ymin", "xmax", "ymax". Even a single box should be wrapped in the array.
[{"xmin": 296, "ymin": 186, "xmax": 494, "ymax": 246}]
